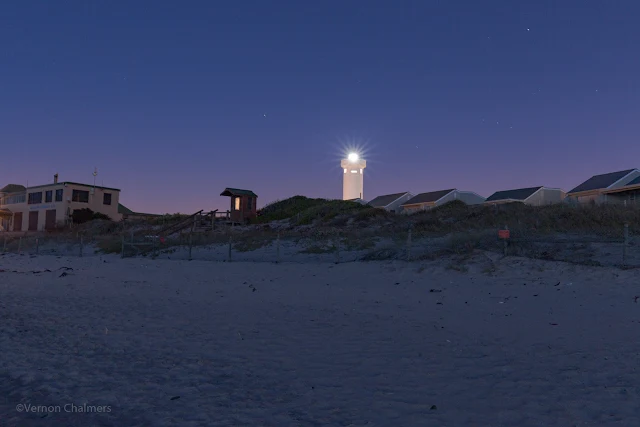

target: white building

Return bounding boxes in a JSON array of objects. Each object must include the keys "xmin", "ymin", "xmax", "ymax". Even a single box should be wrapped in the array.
[
  {"xmin": 368, "ymin": 192, "xmax": 414, "ymax": 213},
  {"xmin": 484, "ymin": 186, "xmax": 565, "ymax": 206},
  {"xmin": 0, "ymin": 174, "xmax": 122, "ymax": 232},
  {"xmin": 401, "ymin": 189, "xmax": 485, "ymax": 213},
  {"xmin": 565, "ymin": 169, "xmax": 640, "ymax": 205},
  {"xmin": 341, "ymin": 153, "xmax": 366, "ymax": 200}
]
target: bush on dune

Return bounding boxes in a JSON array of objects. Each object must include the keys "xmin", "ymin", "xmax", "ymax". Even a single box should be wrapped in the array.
[
  {"xmin": 409, "ymin": 200, "xmax": 639, "ymax": 236},
  {"xmin": 256, "ymin": 196, "xmax": 370, "ymax": 225}
]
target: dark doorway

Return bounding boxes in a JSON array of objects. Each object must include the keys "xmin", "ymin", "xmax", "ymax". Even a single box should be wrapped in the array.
[
  {"xmin": 28, "ymin": 211, "xmax": 39, "ymax": 231},
  {"xmin": 13, "ymin": 212, "xmax": 22, "ymax": 231},
  {"xmin": 45, "ymin": 209, "xmax": 56, "ymax": 230}
]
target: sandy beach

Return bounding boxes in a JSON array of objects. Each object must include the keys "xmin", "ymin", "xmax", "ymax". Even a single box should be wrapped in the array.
[{"xmin": 1, "ymin": 251, "xmax": 640, "ymax": 426}]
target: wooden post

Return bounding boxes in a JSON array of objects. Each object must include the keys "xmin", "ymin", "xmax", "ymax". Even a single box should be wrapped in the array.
[
  {"xmin": 2, "ymin": 234, "xmax": 6, "ymax": 252},
  {"xmin": 335, "ymin": 233, "xmax": 340, "ymax": 264},
  {"xmin": 188, "ymin": 230, "xmax": 193, "ymax": 261},
  {"xmin": 406, "ymin": 225, "xmax": 412, "ymax": 261},
  {"xmin": 79, "ymin": 236, "xmax": 83, "ymax": 257},
  {"xmin": 18, "ymin": 237, "xmax": 22, "ymax": 253},
  {"xmin": 276, "ymin": 232, "xmax": 280, "ymax": 263},
  {"xmin": 503, "ymin": 225, "xmax": 509, "ymax": 257},
  {"xmin": 623, "ymin": 223, "xmax": 629, "ymax": 267},
  {"xmin": 228, "ymin": 236, "xmax": 232, "ymax": 262},
  {"xmin": 121, "ymin": 235, "xmax": 125, "ymax": 258},
  {"xmin": 35, "ymin": 238, "xmax": 39, "ymax": 255}
]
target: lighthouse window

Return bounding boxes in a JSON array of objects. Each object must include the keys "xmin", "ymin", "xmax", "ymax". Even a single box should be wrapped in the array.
[{"xmin": 350, "ymin": 170, "xmax": 358, "ymax": 173}]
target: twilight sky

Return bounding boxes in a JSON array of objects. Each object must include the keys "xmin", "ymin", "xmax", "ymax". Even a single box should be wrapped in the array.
[{"xmin": 2, "ymin": 1, "xmax": 639, "ymax": 213}]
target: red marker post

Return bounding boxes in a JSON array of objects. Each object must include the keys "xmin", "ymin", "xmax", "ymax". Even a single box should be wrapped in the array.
[{"xmin": 498, "ymin": 226, "xmax": 509, "ymax": 256}]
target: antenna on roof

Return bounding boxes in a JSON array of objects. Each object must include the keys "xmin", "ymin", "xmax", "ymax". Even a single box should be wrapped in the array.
[{"xmin": 92, "ymin": 167, "xmax": 98, "ymax": 195}]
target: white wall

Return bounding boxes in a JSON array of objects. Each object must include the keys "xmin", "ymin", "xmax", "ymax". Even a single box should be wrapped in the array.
[
  {"xmin": 341, "ymin": 159, "xmax": 366, "ymax": 200},
  {"xmin": 8, "ymin": 183, "xmax": 121, "ymax": 231}
]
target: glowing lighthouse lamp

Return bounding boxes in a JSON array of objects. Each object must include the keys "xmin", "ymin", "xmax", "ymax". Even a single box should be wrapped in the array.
[{"xmin": 341, "ymin": 152, "xmax": 366, "ymax": 200}]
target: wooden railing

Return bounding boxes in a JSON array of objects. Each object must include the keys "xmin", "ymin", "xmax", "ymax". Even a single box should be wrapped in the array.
[
  {"xmin": 157, "ymin": 210, "xmax": 204, "ymax": 237},
  {"xmin": 155, "ymin": 209, "xmax": 235, "ymax": 237}
]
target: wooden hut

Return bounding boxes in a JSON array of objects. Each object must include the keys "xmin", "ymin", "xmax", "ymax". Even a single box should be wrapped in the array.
[{"xmin": 220, "ymin": 188, "xmax": 258, "ymax": 223}]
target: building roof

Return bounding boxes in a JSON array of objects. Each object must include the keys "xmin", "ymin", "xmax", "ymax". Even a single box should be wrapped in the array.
[
  {"xmin": 402, "ymin": 189, "xmax": 455, "ymax": 205},
  {"xmin": 568, "ymin": 169, "xmax": 637, "ymax": 194},
  {"xmin": 220, "ymin": 188, "xmax": 258, "ymax": 197},
  {"xmin": 625, "ymin": 176, "xmax": 640, "ymax": 187},
  {"xmin": 26, "ymin": 181, "xmax": 121, "ymax": 191},
  {"xmin": 368, "ymin": 192, "xmax": 411, "ymax": 208},
  {"xmin": 0, "ymin": 184, "xmax": 26, "ymax": 194},
  {"xmin": 118, "ymin": 203, "xmax": 160, "ymax": 217},
  {"xmin": 0, "ymin": 208, "xmax": 13, "ymax": 216},
  {"xmin": 485, "ymin": 186, "xmax": 543, "ymax": 202},
  {"xmin": 118, "ymin": 203, "xmax": 134, "ymax": 214}
]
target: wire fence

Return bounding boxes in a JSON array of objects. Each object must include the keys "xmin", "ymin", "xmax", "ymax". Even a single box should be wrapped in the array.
[
  {"xmin": 0, "ymin": 233, "xmax": 87, "ymax": 257},
  {"xmin": 1, "ymin": 224, "xmax": 638, "ymax": 269}
]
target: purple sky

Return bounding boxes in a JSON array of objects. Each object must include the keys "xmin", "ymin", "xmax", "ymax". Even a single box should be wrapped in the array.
[{"xmin": 2, "ymin": 1, "xmax": 640, "ymax": 213}]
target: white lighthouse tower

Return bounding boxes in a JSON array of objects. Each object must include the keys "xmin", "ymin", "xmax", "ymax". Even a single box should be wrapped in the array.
[{"xmin": 341, "ymin": 152, "xmax": 366, "ymax": 200}]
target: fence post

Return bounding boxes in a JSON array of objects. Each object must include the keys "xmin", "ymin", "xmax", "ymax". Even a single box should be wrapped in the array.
[
  {"xmin": 79, "ymin": 236, "xmax": 83, "ymax": 257},
  {"xmin": 335, "ymin": 233, "xmax": 340, "ymax": 264},
  {"xmin": 188, "ymin": 230, "xmax": 193, "ymax": 261},
  {"xmin": 623, "ymin": 223, "xmax": 629, "ymax": 267},
  {"xmin": 406, "ymin": 225, "xmax": 412, "ymax": 261},
  {"xmin": 18, "ymin": 237, "xmax": 22, "ymax": 253},
  {"xmin": 503, "ymin": 225, "xmax": 509, "ymax": 256},
  {"xmin": 2, "ymin": 234, "xmax": 6, "ymax": 252},
  {"xmin": 276, "ymin": 232, "xmax": 280, "ymax": 263},
  {"xmin": 121, "ymin": 235, "xmax": 125, "ymax": 258},
  {"xmin": 228, "ymin": 236, "xmax": 232, "ymax": 262},
  {"xmin": 35, "ymin": 238, "xmax": 39, "ymax": 255}
]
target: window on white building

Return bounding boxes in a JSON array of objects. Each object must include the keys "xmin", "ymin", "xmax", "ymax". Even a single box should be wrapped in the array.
[
  {"xmin": 28, "ymin": 192, "xmax": 43, "ymax": 204},
  {"xmin": 72, "ymin": 190, "xmax": 89, "ymax": 203}
]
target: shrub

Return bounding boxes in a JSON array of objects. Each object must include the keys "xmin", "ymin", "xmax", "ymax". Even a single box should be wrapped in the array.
[{"xmin": 71, "ymin": 208, "xmax": 112, "ymax": 224}]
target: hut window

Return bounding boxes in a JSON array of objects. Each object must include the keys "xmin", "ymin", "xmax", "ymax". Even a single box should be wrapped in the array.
[{"xmin": 234, "ymin": 197, "xmax": 241, "ymax": 210}]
